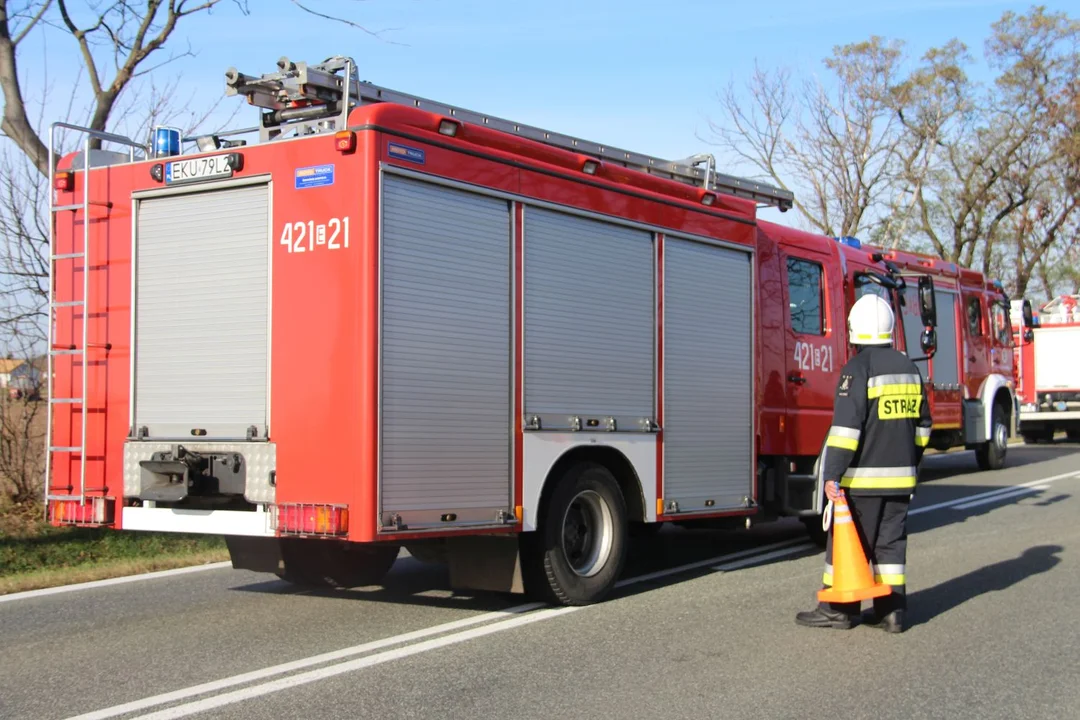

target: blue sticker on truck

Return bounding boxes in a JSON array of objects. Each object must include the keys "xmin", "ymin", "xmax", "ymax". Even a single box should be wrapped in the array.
[
  {"xmin": 295, "ymin": 164, "xmax": 335, "ymax": 189},
  {"xmin": 388, "ymin": 142, "xmax": 425, "ymax": 164}
]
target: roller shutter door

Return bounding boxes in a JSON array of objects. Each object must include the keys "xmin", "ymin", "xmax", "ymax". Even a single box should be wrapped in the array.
[
  {"xmin": 663, "ymin": 237, "xmax": 753, "ymax": 511},
  {"xmin": 134, "ymin": 183, "xmax": 269, "ymax": 439},
  {"xmin": 523, "ymin": 207, "xmax": 655, "ymax": 429},
  {"xmin": 379, "ymin": 175, "xmax": 512, "ymax": 527}
]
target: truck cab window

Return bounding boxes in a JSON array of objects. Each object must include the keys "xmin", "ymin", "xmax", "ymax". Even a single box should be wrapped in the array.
[
  {"xmin": 991, "ymin": 302, "xmax": 1010, "ymax": 345},
  {"xmin": 787, "ymin": 257, "xmax": 824, "ymax": 335},
  {"xmin": 966, "ymin": 296, "xmax": 983, "ymax": 336}
]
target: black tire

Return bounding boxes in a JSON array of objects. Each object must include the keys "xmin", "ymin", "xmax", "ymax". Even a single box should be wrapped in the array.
[
  {"xmin": 1021, "ymin": 432, "xmax": 1041, "ymax": 445},
  {"xmin": 521, "ymin": 462, "xmax": 629, "ymax": 606},
  {"xmin": 276, "ymin": 539, "xmax": 399, "ymax": 589},
  {"xmin": 976, "ymin": 403, "xmax": 1008, "ymax": 471},
  {"xmin": 800, "ymin": 515, "xmax": 829, "ymax": 548}
]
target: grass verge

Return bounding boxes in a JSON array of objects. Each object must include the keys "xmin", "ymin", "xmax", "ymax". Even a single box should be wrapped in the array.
[{"xmin": 0, "ymin": 504, "xmax": 229, "ymax": 595}]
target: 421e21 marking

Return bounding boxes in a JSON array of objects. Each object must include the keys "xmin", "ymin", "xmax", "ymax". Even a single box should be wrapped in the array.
[
  {"xmin": 794, "ymin": 341, "xmax": 834, "ymax": 373},
  {"xmin": 279, "ymin": 216, "xmax": 350, "ymax": 253}
]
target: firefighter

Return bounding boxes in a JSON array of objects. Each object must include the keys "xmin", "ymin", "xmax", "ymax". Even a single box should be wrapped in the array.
[{"xmin": 795, "ymin": 293, "xmax": 932, "ymax": 633}]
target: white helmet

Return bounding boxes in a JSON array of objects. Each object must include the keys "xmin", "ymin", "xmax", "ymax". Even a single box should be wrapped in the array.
[{"xmin": 848, "ymin": 294, "xmax": 894, "ymax": 345}]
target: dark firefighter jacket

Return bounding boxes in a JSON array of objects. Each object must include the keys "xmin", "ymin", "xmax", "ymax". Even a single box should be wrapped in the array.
[{"xmin": 822, "ymin": 344, "xmax": 933, "ymax": 496}]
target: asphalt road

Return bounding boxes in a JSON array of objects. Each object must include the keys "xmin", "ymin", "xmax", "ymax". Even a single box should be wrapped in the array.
[{"xmin": 2, "ymin": 443, "xmax": 1079, "ymax": 720}]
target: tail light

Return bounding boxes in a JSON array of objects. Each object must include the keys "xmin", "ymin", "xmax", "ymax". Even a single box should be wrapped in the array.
[
  {"xmin": 49, "ymin": 497, "xmax": 114, "ymax": 526},
  {"xmin": 53, "ymin": 171, "xmax": 74, "ymax": 192},
  {"xmin": 273, "ymin": 503, "xmax": 349, "ymax": 537}
]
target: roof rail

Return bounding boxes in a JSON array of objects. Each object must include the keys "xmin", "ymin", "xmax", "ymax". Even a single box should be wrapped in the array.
[{"xmin": 223, "ymin": 55, "xmax": 794, "ymax": 212}]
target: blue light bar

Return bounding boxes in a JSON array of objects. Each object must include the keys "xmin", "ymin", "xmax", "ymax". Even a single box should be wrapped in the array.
[{"xmin": 835, "ymin": 236, "xmax": 862, "ymax": 249}]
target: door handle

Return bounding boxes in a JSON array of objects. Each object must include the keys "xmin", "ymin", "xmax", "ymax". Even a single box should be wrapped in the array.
[{"xmin": 787, "ymin": 373, "xmax": 807, "ymax": 385}]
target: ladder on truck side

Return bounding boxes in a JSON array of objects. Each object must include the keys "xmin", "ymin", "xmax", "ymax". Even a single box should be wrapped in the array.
[
  {"xmin": 222, "ymin": 55, "xmax": 795, "ymax": 212},
  {"xmin": 44, "ymin": 123, "xmax": 144, "ymax": 523}
]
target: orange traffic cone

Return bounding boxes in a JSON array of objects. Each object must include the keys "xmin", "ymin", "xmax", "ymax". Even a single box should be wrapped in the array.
[{"xmin": 817, "ymin": 495, "xmax": 892, "ymax": 604}]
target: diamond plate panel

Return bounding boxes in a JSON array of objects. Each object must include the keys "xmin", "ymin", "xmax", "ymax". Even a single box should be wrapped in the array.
[{"xmin": 123, "ymin": 441, "xmax": 276, "ymax": 504}]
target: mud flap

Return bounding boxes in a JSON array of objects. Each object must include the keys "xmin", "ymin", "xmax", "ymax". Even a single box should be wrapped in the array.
[
  {"xmin": 225, "ymin": 536, "xmax": 285, "ymax": 574},
  {"xmin": 447, "ymin": 536, "xmax": 524, "ymax": 594}
]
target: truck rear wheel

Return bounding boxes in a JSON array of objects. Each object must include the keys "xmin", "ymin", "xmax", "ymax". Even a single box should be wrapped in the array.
[
  {"xmin": 277, "ymin": 539, "xmax": 400, "ymax": 589},
  {"xmin": 521, "ymin": 461, "xmax": 628, "ymax": 606},
  {"xmin": 976, "ymin": 404, "xmax": 1008, "ymax": 471}
]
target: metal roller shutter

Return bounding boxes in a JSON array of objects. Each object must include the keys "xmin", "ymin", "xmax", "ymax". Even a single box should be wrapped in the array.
[
  {"xmin": 663, "ymin": 237, "xmax": 753, "ymax": 512},
  {"xmin": 523, "ymin": 207, "xmax": 655, "ymax": 429},
  {"xmin": 134, "ymin": 183, "xmax": 269, "ymax": 439},
  {"xmin": 379, "ymin": 175, "xmax": 512, "ymax": 527}
]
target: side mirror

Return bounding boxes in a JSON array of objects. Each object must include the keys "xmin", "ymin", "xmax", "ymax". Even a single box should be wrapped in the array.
[
  {"xmin": 920, "ymin": 327, "xmax": 938, "ymax": 357},
  {"xmin": 1022, "ymin": 299, "xmax": 1033, "ymax": 328},
  {"xmin": 918, "ymin": 276, "xmax": 937, "ymax": 327},
  {"xmin": 1024, "ymin": 328, "xmax": 1034, "ymax": 343}
]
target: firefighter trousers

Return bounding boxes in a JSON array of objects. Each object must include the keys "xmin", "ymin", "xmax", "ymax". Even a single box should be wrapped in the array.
[{"xmin": 821, "ymin": 494, "xmax": 910, "ymax": 615}]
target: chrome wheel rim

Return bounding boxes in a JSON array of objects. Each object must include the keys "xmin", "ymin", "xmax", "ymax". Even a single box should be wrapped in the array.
[
  {"xmin": 560, "ymin": 489, "xmax": 614, "ymax": 578},
  {"xmin": 994, "ymin": 418, "xmax": 1008, "ymax": 452}
]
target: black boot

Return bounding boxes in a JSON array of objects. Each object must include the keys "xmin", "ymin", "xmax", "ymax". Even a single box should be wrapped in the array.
[
  {"xmin": 863, "ymin": 609, "xmax": 905, "ymax": 633},
  {"xmin": 795, "ymin": 606, "xmax": 854, "ymax": 629}
]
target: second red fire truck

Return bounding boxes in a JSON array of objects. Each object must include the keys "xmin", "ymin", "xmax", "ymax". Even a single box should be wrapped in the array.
[{"xmin": 45, "ymin": 55, "xmax": 1018, "ymax": 605}]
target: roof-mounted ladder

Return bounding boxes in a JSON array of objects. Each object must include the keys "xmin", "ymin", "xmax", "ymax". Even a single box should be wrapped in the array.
[{"xmin": 224, "ymin": 55, "xmax": 794, "ymax": 212}]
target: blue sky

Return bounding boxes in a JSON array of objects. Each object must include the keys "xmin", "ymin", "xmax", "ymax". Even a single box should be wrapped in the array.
[{"xmin": 18, "ymin": 0, "xmax": 1072, "ymax": 228}]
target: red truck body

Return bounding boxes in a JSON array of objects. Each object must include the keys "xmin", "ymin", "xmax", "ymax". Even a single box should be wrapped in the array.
[{"xmin": 44, "ymin": 57, "xmax": 1016, "ymax": 604}]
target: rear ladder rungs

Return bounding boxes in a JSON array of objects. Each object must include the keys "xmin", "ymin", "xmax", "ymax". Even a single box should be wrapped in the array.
[
  {"xmin": 52, "ymin": 201, "xmax": 113, "ymax": 212},
  {"xmin": 49, "ymin": 398, "xmax": 83, "ymax": 404},
  {"xmin": 49, "ymin": 446, "xmax": 84, "ymax": 452},
  {"xmin": 52, "ymin": 253, "xmax": 85, "ymax": 260}
]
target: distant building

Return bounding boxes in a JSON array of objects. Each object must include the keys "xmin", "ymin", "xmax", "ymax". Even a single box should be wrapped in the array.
[
  {"xmin": 0, "ymin": 358, "xmax": 45, "ymax": 399},
  {"xmin": 0, "ymin": 358, "xmax": 22, "ymax": 388}
]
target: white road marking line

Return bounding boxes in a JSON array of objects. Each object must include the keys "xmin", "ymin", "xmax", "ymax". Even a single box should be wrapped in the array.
[
  {"xmin": 133, "ymin": 541, "xmax": 820, "ymax": 720},
  {"xmin": 0, "ymin": 562, "xmax": 232, "ymax": 604},
  {"xmin": 615, "ymin": 537, "xmax": 807, "ymax": 588},
  {"xmin": 713, "ymin": 543, "xmax": 815, "ymax": 571},
  {"xmin": 953, "ymin": 485, "xmax": 1051, "ymax": 511},
  {"xmin": 131, "ymin": 606, "xmax": 583, "ymax": 720},
  {"xmin": 67, "ymin": 539, "xmax": 807, "ymax": 720},
  {"xmin": 61, "ymin": 466, "xmax": 1080, "ymax": 720},
  {"xmin": 64, "ymin": 602, "xmax": 544, "ymax": 720},
  {"xmin": 910, "ymin": 470, "xmax": 1080, "ymax": 516}
]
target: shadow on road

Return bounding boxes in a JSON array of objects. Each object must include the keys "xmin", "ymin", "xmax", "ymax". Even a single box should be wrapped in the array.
[
  {"xmin": 226, "ymin": 446, "xmax": 1078, "ymax": 608},
  {"xmin": 906, "ymin": 545, "xmax": 1064, "ymax": 629},
  {"xmin": 918, "ymin": 444, "xmax": 1078, "ymax": 484}
]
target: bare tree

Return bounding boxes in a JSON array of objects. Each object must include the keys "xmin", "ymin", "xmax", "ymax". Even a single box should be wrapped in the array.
[
  {"xmin": 0, "ymin": 0, "xmax": 390, "ymax": 504},
  {"xmin": 707, "ymin": 37, "xmax": 907, "ymax": 238},
  {"xmin": 709, "ymin": 6, "xmax": 1080, "ymax": 299},
  {"xmin": 883, "ymin": 39, "xmax": 974, "ymax": 250},
  {"xmin": 0, "ymin": 334, "xmax": 45, "ymax": 505},
  {"xmin": 889, "ymin": 8, "xmax": 1080, "ymax": 293}
]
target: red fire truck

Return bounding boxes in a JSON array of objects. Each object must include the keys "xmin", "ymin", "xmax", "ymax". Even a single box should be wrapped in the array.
[
  {"xmin": 1012, "ymin": 294, "xmax": 1080, "ymax": 443},
  {"xmin": 45, "ymin": 56, "xmax": 1015, "ymax": 605}
]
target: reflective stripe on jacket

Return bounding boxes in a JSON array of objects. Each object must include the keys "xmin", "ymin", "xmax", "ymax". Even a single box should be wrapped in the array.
[{"xmin": 822, "ymin": 345, "xmax": 933, "ymax": 496}]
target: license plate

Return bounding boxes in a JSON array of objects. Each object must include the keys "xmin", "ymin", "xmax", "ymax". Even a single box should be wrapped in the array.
[{"xmin": 165, "ymin": 154, "xmax": 235, "ymax": 184}]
